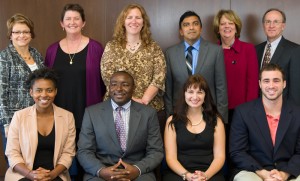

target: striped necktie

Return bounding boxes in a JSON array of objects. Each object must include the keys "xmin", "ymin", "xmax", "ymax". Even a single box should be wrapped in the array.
[
  {"xmin": 186, "ymin": 46, "xmax": 194, "ymax": 75},
  {"xmin": 115, "ymin": 107, "xmax": 126, "ymax": 151}
]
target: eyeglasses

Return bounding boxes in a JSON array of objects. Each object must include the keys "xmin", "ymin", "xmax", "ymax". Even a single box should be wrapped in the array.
[
  {"xmin": 264, "ymin": 20, "xmax": 283, "ymax": 26},
  {"xmin": 11, "ymin": 31, "xmax": 31, "ymax": 36},
  {"xmin": 182, "ymin": 21, "xmax": 200, "ymax": 28}
]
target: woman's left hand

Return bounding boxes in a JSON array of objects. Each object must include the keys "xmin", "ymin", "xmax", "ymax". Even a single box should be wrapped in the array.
[{"xmin": 194, "ymin": 170, "xmax": 208, "ymax": 181}]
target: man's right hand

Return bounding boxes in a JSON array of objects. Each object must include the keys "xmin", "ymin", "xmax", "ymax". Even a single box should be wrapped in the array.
[
  {"xmin": 256, "ymin": 169, "xmax": 277, "ymax": 181},
  {"xmin": 99, "ymin": 161, "xmax": 130, "ymax": 181}
]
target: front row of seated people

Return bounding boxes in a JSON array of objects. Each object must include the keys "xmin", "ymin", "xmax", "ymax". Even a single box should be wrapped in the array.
[{"xmin": 5, "ymin": 64, "xmax": 300, "ymax": 181}]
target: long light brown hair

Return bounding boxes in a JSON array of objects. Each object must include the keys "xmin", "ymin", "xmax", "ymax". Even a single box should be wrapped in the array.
[{"xmin": 113, "ymin": 3, "xmax": 152, "ymax": 47}]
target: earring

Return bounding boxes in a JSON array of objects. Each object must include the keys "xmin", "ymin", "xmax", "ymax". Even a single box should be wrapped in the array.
[{"xmin": 63, "ymin": 27, "xmax": 65, "ymax": 31}]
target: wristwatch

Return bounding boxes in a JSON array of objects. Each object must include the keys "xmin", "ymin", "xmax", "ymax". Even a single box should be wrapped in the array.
[{"xmin": 181, "ymin": 171, "xmax": 188, "ymax": 180}]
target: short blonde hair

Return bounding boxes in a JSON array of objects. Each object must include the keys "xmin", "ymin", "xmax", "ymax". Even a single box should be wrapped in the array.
[
  {"xmin": 213, "ymin": 9, "xmax": 242, "ymax": 40},
  {"xmin": 113, "ymin": 3, "xmax": 152, "ymax": 47},
  {"xmin": 7, "ymin": 13, "xmax": 35, "ymax": 39}
]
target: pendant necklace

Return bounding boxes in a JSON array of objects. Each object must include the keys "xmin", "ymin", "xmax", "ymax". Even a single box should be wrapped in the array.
[
  {"xmin": 21, "ymin": 55, "xmax": 32, "ymax": 60},
  {"xmin": 191, "ymin": 114, "xmax": 203, "ymax": 126},
  {"xmin": 127, "ymin": 41, "xmax": 141, "ymax": 52},
  {"xmin": 66, "ymin": 36, "xmax": 82, "ymax": 65}
]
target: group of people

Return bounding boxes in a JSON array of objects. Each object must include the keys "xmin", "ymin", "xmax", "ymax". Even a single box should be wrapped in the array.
[{"xmin": 0, "ymin": 2, "xmax": 300, "ymax": 181}]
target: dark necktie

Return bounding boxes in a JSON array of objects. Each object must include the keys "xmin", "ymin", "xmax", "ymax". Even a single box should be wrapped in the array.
[
  {"xmin": 115, "ymin": 107, "xmax": 126, "ymax": 151},
  {"xmin": 262, "ymin": 43, "xmax": 271, "ymax": 67},
  {"xmin": 186, "ymin": 46, "xmax": 194, "ymax": 75}
]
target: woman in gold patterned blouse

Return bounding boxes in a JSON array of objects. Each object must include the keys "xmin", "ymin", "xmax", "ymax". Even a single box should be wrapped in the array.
[{"xmin": 101, "ymin": 3, "xmax": 166, "ymax": 132}]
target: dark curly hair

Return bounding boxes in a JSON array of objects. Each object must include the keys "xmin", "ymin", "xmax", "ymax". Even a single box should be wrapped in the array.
[{"xmin": 26, "ymin": 68, "xmax": 59, "ymax": 89}]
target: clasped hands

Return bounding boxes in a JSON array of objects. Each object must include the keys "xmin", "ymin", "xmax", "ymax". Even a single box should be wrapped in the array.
[
  {"xmin": 28, "ymin": 167, "xmax": 57, "ymax": 181},
  {"xmin": 257, "ymin": 169, "xmax": 290, "ymax": 181},
  {"xmin": 186, "ymin": 170, "xmax": 208, "ymax": 181},
  {"xmin": 100, "ymin": 159, "xmax": 139, "ymax": 181}
]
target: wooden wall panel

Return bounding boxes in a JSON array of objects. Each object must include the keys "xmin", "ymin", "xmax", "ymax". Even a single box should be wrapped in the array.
[{"xmin": 232, "ymin": 0, "xmax": 300, "ymax": 45}]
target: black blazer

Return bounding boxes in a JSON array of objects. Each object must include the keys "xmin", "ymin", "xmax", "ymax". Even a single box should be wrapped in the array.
[
  {"xmin": 229, "ymin": 98, "xmax": 300, "ymax": 177},
  {"xmin": 256, "ymin": 37, "xmax": 300, "ymax": 106}
]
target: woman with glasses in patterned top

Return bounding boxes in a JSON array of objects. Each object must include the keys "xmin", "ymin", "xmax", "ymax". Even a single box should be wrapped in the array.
[{"xmin": 0, "ymin": 13, "xmax": 44, "ymax": 162}]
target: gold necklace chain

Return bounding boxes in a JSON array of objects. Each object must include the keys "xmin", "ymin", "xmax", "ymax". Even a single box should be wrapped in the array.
[{"xmin": 66, "ymin": 36, "xmax": 82, "ymax": 65}]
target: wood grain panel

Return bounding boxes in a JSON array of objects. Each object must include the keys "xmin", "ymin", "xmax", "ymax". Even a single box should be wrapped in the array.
[{"xmin": 231, "ymin": 0, "xmax": 300, "ymax": 45}]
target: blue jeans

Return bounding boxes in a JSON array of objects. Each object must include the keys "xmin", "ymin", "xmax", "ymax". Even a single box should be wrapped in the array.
[{"xmin": 0, "ymin": 125, "xmax": 8, "ymax": 166}]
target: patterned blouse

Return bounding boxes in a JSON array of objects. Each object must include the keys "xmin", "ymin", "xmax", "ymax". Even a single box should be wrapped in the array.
[
  {"xmin": 0, "ymin": 42, "xmax": 44, "ymax": 126},
  {"xmin": 101, "ymin": 40, "xmax": 166, "ymax": 111}
]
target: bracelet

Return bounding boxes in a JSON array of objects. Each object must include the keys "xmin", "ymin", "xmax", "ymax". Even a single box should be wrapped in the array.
[
  {"xmin": 181, "ymin": 171, "xmax": 189, "ymax": 180},
  {"xmin": 25, "ymin": 170, "xmax": 32, "ymax": 179}
]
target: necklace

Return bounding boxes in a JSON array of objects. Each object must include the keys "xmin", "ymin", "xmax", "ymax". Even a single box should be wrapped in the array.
[
  {"xmin": 127, "ymin": 41, "xmax": 141, "ymax": 51},
  {"xmin": 21, "ymin": 55, "xmax": 31, "ymax": 60},
  {"xmin": 66, "ymin": 36, "xmax": 82, "ymax": 65},
  {"xmin": 191, "ymin": 114, "xmax": 203, "ymax": 126}
]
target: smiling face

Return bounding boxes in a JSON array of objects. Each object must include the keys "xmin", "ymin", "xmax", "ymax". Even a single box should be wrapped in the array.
[
  {"xmin": 124, "ymin": 8, "xmax": 143, "ymax": 36},
  {"xmin": 11, "ymin": 23, "xmax": 32, "ymax": 48},
  {"xmin": 263, "ymin": 10, "xmax": 285, "ymax": 42},
  {"xmin": 61, "ymin": 10, "xmax": 85, "ymax": 34},
  {"xmin": 219, "ymin": 15, "xmax": 236, "ymax": 42},
  {"xmin": 109, "ymin": 72, "xmax": 135, "ymax": 106},
  {"xmin": 30, "ymin": 79, "xmax": 57, "ymax": 112},
  {"xmin": 185, "ymin": 85, "xmax": 206, "ymax": 109},
  {"xmin": 259, "ymin": 70, "xmax": 286, "ymax": 102},
  {"xmin": 180, "ymin": 16, "xmax": 202, "ymax": 45}
]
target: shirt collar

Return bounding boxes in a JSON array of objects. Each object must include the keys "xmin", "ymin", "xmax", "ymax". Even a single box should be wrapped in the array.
[
  {"xmin": 184, "ymin": 38, "xmax": 201, "ymax": 51},
  {"xmin": 111, "ymin": 99, "xmax": 131, "ymax": 110},
  {"xmin": 268, "ymin": 35, "xmax": 282, "ymax": 48}
]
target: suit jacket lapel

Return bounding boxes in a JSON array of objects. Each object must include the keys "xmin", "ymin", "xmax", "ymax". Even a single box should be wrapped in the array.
[
  {"xmin": 274, "ymin": 100, "xmax": 292, "ymax": 153},
  {"xmin": 253, "ymin": 100, "xmax": 274, "ymax": 151},
  {"xmin": 27, "ymin": 105, "xmax": 38, "ymax": 166},
  {"xmin": 53, "ymin": 104, "xmax": 63, "ymax": 166},
  {"xmin": 102, "ymin": 101, "xmax": 121, "ymax": 151},
  {"xmin": 257, "ymin": 42, "xmax": 267, "ymax": 67},
  {"xmin": 125, "ymin": 102, "xmax": 142, "ymax": 153},
  {"xmin": 271, "ymin": 38, "xmax": 286, "ymax": 64},
  {"xmin": 195, "ymin": 37, "xmax": 207, "ymax": 74},
  {"xmin": 177, "ymin": 43, "xmax": 190, "ymax": 77}
]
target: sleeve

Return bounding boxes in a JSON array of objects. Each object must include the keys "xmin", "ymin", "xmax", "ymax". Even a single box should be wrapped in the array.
[
  {"xmin": 76, "ymin": 108, "xmax": 105, "ymax": 176},
  {"xmin": 0, "ymin": 56, "xmax": 11, "ymax": 126},
  {"xmin": 5, "ymin": 112, "xmax": 25, "ymax": 168},
  {"xmin": 280, "ymin": 119, "xmax": 300, "ymax": 177},
  {"xmin": 164, "ymin": 48, "xmax": 174, "ymax": 117},
  {"xmin": 214, "ymin": 46, "xmax": 228, "ymax": 123},
  {"xmin": 149, "ymin": 42, "xmax": 166, "ymax": 92},
  {"xmin": 44, "ymin": 43, "xmax": 58, "ymax": 68},
  {"xmin": 57, "ymin": 112, "xmax": 76, "ymax": 169},
  {"xmin": 134, "ymin": 108, "xmax": 164, "ymax": 174},
  {"xmin": 100, "ymin": 42, "xmax": 117, "ymax": 88},
  {"xmin": 246, "ymin": 44, "xmax": 259, "ymax": 102},
  {"xmin": 288, "ymin": 46, "xmax": 300, "ymax": 106},
  {"xmin": 229, "ymin": 107, "xmax": 263, "ymax": 171}
]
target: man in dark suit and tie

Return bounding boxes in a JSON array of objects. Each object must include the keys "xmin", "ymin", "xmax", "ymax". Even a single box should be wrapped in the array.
[
  {"xmin": 77, "ymin": 71, "xmax": 164, "ymax": 181},
  {"xmin": 164, "ymin": 11, "xmax": 228, "ymax": 123},
  {"xmin": 256, "ymin": 8, "xmax": 300, "ymax": 106},
  {"xmin": 230, "ymin": 64, "xmax": 300, "ymax": 181}
]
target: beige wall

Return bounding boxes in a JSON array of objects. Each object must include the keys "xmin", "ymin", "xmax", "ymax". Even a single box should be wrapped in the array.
[{"xmin": 1, "ymin": 0, "xmax": 300, "ymax": 176}]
